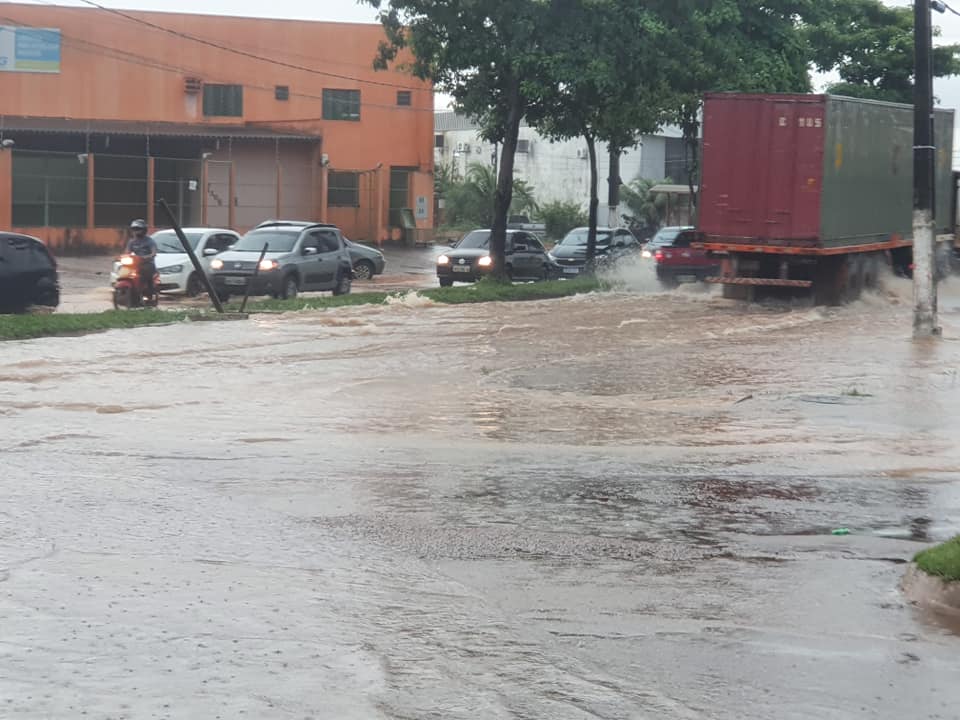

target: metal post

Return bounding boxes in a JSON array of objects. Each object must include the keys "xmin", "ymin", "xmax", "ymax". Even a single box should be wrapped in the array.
[
  {"xmin": 158, "ymin": 198, "xmax": 224, "ymax": 313},
  {"xmin": 913, "ymin": 0, "xmax": 939, "ymax": 336},
  {"xmin": 146, "ymin": 157, "xmax": 155, "ymax": 229}
]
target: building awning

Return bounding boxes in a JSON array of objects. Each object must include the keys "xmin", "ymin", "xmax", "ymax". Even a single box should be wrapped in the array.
[
  {"xmin": 650, "ymin": 184, "xmax": 699, "ymax": 195},
  {"xmin": 0, "ymin": 116, "xmax": 320, "ymax": 142}
]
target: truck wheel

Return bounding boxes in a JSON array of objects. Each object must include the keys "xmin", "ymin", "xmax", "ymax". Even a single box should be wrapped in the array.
[{"xmin": 439, "ymin": 278, "xmax": 454, "ymax": 288}]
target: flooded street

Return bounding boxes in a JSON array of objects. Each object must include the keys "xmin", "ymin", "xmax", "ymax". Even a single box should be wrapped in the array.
[{"xmin": 3, "ymin": 273, "xmax": 960, "ymax": 718}]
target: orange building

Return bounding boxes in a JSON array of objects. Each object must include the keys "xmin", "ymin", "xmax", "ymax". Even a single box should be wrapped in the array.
[{"xmin": 0, "ymin": 3, "xmax": 435, "ymax": 251}]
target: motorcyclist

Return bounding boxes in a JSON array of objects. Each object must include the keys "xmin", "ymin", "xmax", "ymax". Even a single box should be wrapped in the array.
[{"xmin": 126, "ymin": 219, "xmax": 158, "ymax": 297}]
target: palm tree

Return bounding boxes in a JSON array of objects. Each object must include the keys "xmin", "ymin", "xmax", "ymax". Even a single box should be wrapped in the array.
[{"xmin": 443, "ymin": 163, "xmax": 537, "ymax": 228}]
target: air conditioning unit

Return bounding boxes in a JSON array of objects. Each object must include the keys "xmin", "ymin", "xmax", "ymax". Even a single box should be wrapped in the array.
[
  {"xmin": 184, "ymin": 76, "xmax": 202, "ymax": 94},
  {"xmin": 456, "ymin": 142, "xmax": 467, "ymax": 153},
  {"xmin": 576, "ymin": 148, "xmax": 588, "ymax": 160},
  {"xmin": 517, "ymin": 139, "xmax": 531, "ymax": 154}
]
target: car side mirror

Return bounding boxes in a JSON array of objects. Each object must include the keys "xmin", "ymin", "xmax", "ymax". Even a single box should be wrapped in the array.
[
  {"xmin": 448, "ymin": 239, "xmax": 458, "ymax": 247},
  {"xmin": 303, "ymin": 246, "xmax": 318, "ymax": 256},
  {"xmin": 202, "ymin": 247, "xmax": 218, "ymax": 256}
]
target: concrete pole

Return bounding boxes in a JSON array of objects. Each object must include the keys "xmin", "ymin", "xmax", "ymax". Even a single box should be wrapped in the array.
[{"xmin": 913, "ymin": 0, "xmax": 939, "ymax": 336}]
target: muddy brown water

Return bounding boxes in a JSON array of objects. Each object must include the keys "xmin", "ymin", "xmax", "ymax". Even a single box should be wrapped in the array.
[{"xmin": 2, "ymin": 262, "xmax": 960, "ymax": 718}]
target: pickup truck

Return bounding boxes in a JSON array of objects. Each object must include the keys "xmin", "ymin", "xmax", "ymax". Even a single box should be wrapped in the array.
[{"xmin": 648, "ymin": 229, "xmax": 720, "ymax": 284}]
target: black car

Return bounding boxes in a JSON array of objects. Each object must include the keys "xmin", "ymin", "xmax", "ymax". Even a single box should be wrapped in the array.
[
  {"xmin": 0, "ymin": 232, "xmax": 60, "ymax": 313},
  {"xmin": 437, "ymin": 229, "xmax": 558, "ymax": 286},
  {"xmin": 548, "ymin": 226, "xmax": 641, "ymax": 276}
]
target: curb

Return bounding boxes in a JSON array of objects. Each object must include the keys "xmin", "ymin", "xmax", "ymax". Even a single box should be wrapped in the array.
[{"xmin": 901, "ymin": 563, "xmax": 960, "ymax": 614}]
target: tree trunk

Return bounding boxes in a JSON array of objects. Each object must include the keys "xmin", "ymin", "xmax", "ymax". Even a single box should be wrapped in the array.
[
  {"xmin": 585, "ymin": 131, "xmax": 599, "ymax": 264},
  {"xmin": 681, "ymin": 105, "xmax": 700, "ymax": 213},
  {"xmin": 491, "ymin": 78, "xmax": 524, "ymax": 281},
  {"xmin": 607, "ymin": 145, "xmax": 621, "ymax": 229}
]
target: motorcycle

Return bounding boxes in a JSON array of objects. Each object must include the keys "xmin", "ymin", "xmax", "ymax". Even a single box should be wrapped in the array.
[{"xmin": 112, "ymin": 254, "xmax": 159, "ymax": 309}]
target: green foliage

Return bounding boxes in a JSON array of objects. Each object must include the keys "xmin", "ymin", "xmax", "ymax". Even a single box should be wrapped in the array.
[
  {"xmin": 438, "ymin": 163, "xmax": 537, "ymax": 229},
  {"xmin": 620, "ymin": 178, "xmax": 671, "ymax": 238},
  {"xmin": 538, "ymin": 201, "xmax": 588, "ymax": 241},
  {"xmin": 805, "ymin": 0, "xmax": 960, "ymax": 104},
  {"xmin": 915, "ymin": 536, "xmax": 960, "ymax": 582},
  {"xmin": 0, "ymin": 309, "xmax": 189, "ymax": 341}
]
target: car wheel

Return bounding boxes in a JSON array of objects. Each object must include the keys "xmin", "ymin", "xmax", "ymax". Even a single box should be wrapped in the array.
[
  {"xmin": 186, "ymin": 273, "xmax": 203, "ymax": 297},
  {"xmin": 333, "ymin": 271, "xmax": 352, "ymax": 296},
  {"xmin": 281, "ymin": 275, "xmax": 299, "ymax": 300},
  {"xmin": 353, "ymin": 259, "xmax": 375, "ymax": 281},
  {"xmin": 439, "ymin": 277, "xmax": 454, "ymax": 288}
]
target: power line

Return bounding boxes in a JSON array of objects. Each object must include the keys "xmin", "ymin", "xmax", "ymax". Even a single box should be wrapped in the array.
[
  {"xmin": 0, "ymin": 14, "xmax": 436, "ymax": 116},
  {"xmin": 74, "ymin": 0, "xmax": 429, "ymax": 93}
]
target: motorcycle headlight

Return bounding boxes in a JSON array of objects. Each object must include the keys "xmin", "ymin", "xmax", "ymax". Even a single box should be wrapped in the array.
[
  {"xmin": 158, "ymin": 264, "xmax": 183, "ymax": 275},
  {"xmin": 210, "ymin": 259, "xmax": 224, "ymax": 270}
]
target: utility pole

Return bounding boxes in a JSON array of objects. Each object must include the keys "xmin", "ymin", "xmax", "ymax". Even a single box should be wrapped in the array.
[
  {"xmin": 913, "ymin": 0, "xmax": 942, "ymax": 336},
  {"xmin": 607, "ymin": 146, "xmax": 621, "ymax": 229}
]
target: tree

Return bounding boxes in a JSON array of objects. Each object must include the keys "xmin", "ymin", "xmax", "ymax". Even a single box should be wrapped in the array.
[
  {"xmin": 620, "ymin": 178, "xmax": 671, "ymax": 240},
  {"xmin": 805, "ymin": 0, "xmax": 960, "ymax": 104},
  {"xmin": 365, "ymin": 0, "xmax": 560, "ymax": 279},
  {"xmin": 533, "ymin": 0, "xmax": 666, "ymax": 265},
  {"xmin": 652, "ymin": 0, "xmax": 813, "ymax": 203},
  {"xmin": 437, "ymin": 163, "xmax": 537, "ymax": 229}
]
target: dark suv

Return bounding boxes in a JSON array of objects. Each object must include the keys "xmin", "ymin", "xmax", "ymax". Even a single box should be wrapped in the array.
[
  {"xmin": 209, "ymin": 222, "xmax": 353, "ymax": 300},
  {"xmin": 0, "ymin": 233, "xmax": 60, "ymax": 312}
]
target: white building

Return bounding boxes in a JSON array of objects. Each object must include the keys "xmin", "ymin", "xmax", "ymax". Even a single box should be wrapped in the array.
[{"xmin": 434, "ymin": 112, "xmax": 686, "ymax": 221}]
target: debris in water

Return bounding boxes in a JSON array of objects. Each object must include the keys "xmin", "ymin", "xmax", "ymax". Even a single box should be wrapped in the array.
[{"xmin": 832, "ymin": 528, "xmax": 852, "ymax": 536}]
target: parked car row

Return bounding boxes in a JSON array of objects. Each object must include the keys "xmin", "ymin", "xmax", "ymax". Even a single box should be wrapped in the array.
[
  {"xmin": 109, "ymin": 220, "xmax": 387, "ymax": 302},
  {"xmin": 436, "ymin": 224, "xmax": 720, "ymax": 287}
]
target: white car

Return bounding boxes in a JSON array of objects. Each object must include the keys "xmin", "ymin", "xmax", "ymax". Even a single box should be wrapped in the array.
[{"xmin": 111, "ymin": 228, "xmax": 240, "ymax": 296}]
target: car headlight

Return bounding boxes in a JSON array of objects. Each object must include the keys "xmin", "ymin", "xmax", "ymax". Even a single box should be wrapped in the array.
[
  {"xmin": 210, "ymin": 258, "xmax": 224, "ymax": 270},
  {"xmin": 437, "ymin": 254, "xmax": 450, "ymax": 265},
  {"xmin": 158, "ymin": 264, "xmax": 183, "ymax": 275},
  {"xmin": 259, "ymin": 259, "xmax": 279, "ymax": 272},
  {"xmin": 641, "ymin": 249, "xmax": 652, "ymax": 258},
  {"xmin": 478, "ymin": 256, "xmax": 493, "ymax": 267},
  {"xmin": 547, "ymin": 252, "xmax": 556, "ymax": 261}
]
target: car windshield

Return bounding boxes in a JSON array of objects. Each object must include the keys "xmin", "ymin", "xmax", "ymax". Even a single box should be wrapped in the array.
[
  {"xmin": 232, "ymin": 231, "xmax": 299, "ymax": 253},
  {"xmin": 559, "ymin": 230, "xmax": 613, "ymax": 247},
  {"xmin": 154, "ymin": 230, "xmax": 202, "ymax": 253},
  {"xmin": 648, "ymin": 228, "xmax": 687, "ymax": 247},
  {"xmin": 457, "ymin": 230, "xmax": 491, "ymax": 249}
]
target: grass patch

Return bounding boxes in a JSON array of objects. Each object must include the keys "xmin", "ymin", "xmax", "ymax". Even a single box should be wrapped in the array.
[
  {"xmin": 0, "ymin": 278, "xmax": 602, "ymax": 341},
  {"xmin": 915, "ymin": 535, "xmax": 960, "ymax": 582},
  {"xmin": 841, "ymin": 386, "xmax": 873, "ymax": 398},
  {"xmin": 238, "ymin": 276, "xmax": 601, "ymax": 313},
  {"xmin": 0, "ymin": 309, "xmax": 189, "ymax": 341}
]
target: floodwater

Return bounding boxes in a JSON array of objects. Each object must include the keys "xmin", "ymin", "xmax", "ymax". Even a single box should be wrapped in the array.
[{"xmin": 2, "ymin": 265, "xmax": 960, "ymax": 718}]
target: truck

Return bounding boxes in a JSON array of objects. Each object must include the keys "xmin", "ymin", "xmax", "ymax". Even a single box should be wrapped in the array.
[{"xmin": 697, "ymin": 93, "xmax": 956, "ymax": 303}]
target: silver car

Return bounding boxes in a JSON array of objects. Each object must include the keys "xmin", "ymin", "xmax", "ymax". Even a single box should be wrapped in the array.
[{"xmin": 209, "ymin": 222, "xmax": 353, "ymax": 300}]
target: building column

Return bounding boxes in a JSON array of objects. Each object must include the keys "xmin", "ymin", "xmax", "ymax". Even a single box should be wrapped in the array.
[
  {"xmin": 0, "ymin": 148, "xmax": 12, "ymax": 229},
  {"xmin": 86, "ymin": 154, "xmax": 95, "ymax": 229},
  {"xmin": 200, "ymin": 157, "xmax": 209, "ymax": 226},
  {"xmin": 375, "ymin": 164, "xmax": 386, "ymax": 247},
  {"xmin": 146, "ymin": 157, "xmax": 155, "ymax": 228},
  {"xmin": 275, "ymin": 162, "xmax": 282, "ymax": 218},
  {"xmin": 228, "ymin": 161, "xmax": 236, "ymax": 229},
  {"xmin": 319, "ymin": 165, "xmax": 329, "ymax": 223}
]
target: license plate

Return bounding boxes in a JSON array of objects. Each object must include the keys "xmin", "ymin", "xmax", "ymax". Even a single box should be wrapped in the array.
[
  {"xmin": 563, "ymin": 267, "xmax": 580, "ymax": 274},
  {"xmin": 225, "ymin": 276, "xmax": 247, "ymax": 286},
  {"xmin": 452, "ymin": 266, "xmax": 472, "ymax": 273}
]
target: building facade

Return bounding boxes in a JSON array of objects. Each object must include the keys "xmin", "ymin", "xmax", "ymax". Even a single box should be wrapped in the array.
[
  {"xmin": 0, "ymin": 4, "xmax": 434, "ymax": 251},
  {"xmin": 434, "ymin": 112, "xmax": 686, "ymax": 223}
]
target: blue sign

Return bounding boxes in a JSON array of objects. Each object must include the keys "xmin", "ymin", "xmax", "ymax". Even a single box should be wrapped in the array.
[{"xmin": 0, "ymin": 27, "xmax": 61, "ymax": 73}]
